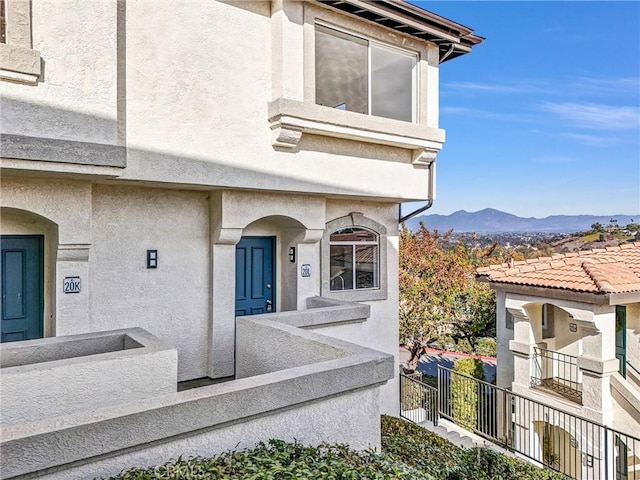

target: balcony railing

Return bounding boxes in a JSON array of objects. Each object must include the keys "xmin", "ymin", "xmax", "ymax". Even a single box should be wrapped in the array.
[
  {"xmin": 400, "ymin": 368, "xmax": 640, "ymax": 480},
  {"xmin": 531, "ymin": 347, "xmax": 582, "ymax": 404}
]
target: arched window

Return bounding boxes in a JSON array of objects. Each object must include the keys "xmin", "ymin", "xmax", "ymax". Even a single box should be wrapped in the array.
[
  {"xmin": 329, "ymin": 227, "xmax": 378, "ymax": 291},
  {"xmin": 321, "ymin": 213, "xmax": 387, "ymax": 301}
]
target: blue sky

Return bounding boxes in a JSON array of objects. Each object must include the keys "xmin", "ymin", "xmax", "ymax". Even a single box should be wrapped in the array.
[{"xmin": 403, "ymin": 1, "xmax": 640, "ymax": 218}]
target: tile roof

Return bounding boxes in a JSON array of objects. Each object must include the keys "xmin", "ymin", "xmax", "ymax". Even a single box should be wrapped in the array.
[{"xmin": 476, "ymin": 242, "xmax": 640, "ymax": 294}]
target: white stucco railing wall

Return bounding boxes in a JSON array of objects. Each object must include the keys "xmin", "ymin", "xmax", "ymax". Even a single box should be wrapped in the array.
[
  {"xmin": 0, "ymin": 328, "xmax": 178, "ymax": 426},
  {"xmin": 0, "ymin": 300, "xmax": 393, "ymax": 480}
]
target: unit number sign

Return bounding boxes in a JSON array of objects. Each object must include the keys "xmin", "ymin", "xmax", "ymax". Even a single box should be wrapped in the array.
[{"xmin": 63, "ymin": 276, "xmax": 81, "ymax": 294}]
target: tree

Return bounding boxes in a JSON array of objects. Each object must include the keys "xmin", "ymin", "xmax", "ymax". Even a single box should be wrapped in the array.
[
  {"xmin": 591, "ymin": 222, "xmax": 604, "ymax": 232},
  {"xmin": 399, "ymin": 224, "xmax": 496, "ymax": 372}
]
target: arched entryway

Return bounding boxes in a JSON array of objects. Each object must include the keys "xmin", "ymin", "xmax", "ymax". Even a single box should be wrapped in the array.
[{"xmin": 1, "ymin": 207, "xmax": 58, "ymax": 342}]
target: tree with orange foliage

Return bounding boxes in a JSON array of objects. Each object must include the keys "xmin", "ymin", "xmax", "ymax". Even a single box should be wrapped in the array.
[{"xmin": 399, "ymin": 224, "xmax": 495, "ymax": 372}]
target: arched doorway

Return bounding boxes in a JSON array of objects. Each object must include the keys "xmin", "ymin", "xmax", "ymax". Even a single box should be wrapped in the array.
[{"xmin": 1, "ymin": 208, "xmax": 58, "ymax": 342}]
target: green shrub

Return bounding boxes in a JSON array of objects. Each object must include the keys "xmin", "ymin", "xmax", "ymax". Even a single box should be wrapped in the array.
[
  {"xmin": 400, "ymin": 375, "xmax": 425, "ymax": 411},
  {"xmin": 456, "ymin": 338, "xmax": 473, "ymax": 354},
  {"xmin": 381, "ymin": 415, "xmax": 570, "ymax": 480},
  {"xmin": 474, "ymin": 337, "xmax": 497, "ymax": 357},
  {"xmin": 451, "ymin": 358, "xmax": 484, "ymax": 429},
  {"xmin": 107, "ymin": 438, "xmax": 433, "ymax": 480}
]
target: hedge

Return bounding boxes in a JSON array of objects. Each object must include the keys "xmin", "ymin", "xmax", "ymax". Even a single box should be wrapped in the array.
[{"xmin": 451, "ymin": 358, "xmax": 485, "ymax": 429}]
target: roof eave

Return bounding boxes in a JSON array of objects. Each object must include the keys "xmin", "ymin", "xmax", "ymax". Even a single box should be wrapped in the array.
[
  {"xmin": 317, "ymin": 0, "xmax": 484, "ymax": 61},
  {"xmin": 482, "ymin": 281, "xmax": 612, "ymax": 305},
  {"xmin": 609, "ymin": 291, "xmax": 640, "ymax": 305}
]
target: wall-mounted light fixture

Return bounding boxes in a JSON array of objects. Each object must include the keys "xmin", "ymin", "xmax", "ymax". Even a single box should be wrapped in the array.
[
  {"xmin": 288, "ymin": 247, "xmax": 296, "ymax": 263},
  {"xmin": 147, "ymin": 250, "xmax": 158, "ymax": 269}
]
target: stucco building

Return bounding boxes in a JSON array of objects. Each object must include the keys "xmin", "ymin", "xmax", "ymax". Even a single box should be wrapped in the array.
[
  {"xmin": 1, "ymin": 1, "xmax": 481, "ymax": 478},
  {"xmin": 477, "ymin": 243, "xmax": 640, "ymax": 479}
]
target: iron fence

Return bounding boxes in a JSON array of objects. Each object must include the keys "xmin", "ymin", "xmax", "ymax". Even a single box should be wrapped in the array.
[
  {"xmin": 532, "ymin": 347, "xmax": 582, "ymax": 403},
  {"xmin": 400, "ymin": 367, "xmax": 640, "ymax": 480},
  {"xmin": 400, "ymin": 372, "xmax": 438, "ymax": 425}
]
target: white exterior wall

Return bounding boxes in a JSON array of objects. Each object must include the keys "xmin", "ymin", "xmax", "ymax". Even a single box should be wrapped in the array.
[
  {"xmin": 90, "ymin": 186, "xmax": 211, "ymax": 380},
  {"xmin": 1, "ymin": 0, "xmax": 447, "ymax": 421},
  {"xmin": 495, "ymin": 289, "xmax": 514, "ymax": 389},
  {"xmin": 29, "ymin": 388, "xmax": 381, "ymax": 480},
  {"xmin": 1, "ymin": 0, "xmax": 119, "ymax": 145}
]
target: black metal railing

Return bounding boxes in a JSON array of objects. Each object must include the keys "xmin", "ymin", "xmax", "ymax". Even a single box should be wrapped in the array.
[
  {"xmin": 400, "ymin": 372, "xmax": 438, "ymax": 425},
  {"xmin": 532, "ymin": 347, "xmax": 582, "ymax": 403},
  {"xmin": 400, "ymin": 367, "xmax": 640, "ymax": 480}
]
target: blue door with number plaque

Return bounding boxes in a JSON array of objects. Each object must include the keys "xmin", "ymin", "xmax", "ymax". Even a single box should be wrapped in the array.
[
  {"xmin": 1, "ymin": 235, "xmax": 44, "ymax": 342},
  {"xmin": 235, "ymin": 237, "xmax": 275, "ymax": 316}
]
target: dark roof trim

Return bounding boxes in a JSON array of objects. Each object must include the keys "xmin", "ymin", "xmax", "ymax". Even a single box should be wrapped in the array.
[{"xmin": 318, "ymin": 0, "xmax": 484, "ymax": 62}]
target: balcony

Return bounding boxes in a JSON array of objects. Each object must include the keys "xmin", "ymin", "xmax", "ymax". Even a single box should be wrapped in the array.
[{"xmin": 531, "ymin": 347, "xmax": 582, "ymax": 404}]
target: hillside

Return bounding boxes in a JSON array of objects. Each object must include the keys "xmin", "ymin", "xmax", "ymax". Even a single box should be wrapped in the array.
[{"xmin": 406, "ymin": 208, "xmax": 639, "ymax": 233}]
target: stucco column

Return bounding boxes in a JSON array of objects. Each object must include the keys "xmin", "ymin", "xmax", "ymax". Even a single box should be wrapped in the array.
[
  {"xmin": 294, "ymin": 229, "xmax": 324, "ymax": 310},
  {"xmin": 55, "ymin": 244, "xmax": 91, "ymax": 336},
  {"xmin": 577, "ymin": 307, "xmax": 618, "ymax": 425},
  {"xmin": 208, "ymin": 239, "xmax": 240, "ymax": 379},
  {"xmin": 509, "ymin": 307, "xmax": 535, "ymax": 393},
  {"xmin": 271, "ymin": 0, "xmax": 304, "ymax": 102}
]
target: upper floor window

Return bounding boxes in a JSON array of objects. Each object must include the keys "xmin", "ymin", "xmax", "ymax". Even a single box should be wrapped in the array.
[
  {"xmin": 330, "ymin": 227, "xmax": 379, "ymax": 291},
  {"xmin": 315, "ymin": 24, "xmax": 416, "ymax": 123},
  {"xmin": 1, "ymin": 1, "xmax": 6, "ymax": 44},
  {"xmin": 0, "ymin": 0, "xmax": 41, "ymax": 83}
]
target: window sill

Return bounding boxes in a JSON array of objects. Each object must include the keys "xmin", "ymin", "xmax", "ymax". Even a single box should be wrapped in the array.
[
  {"xmin": 0, "ymin": 43, "xmax": 41, "ymax": 84},
  {"xmin": 268, "ymin": 98, "xmax": 444, "ymax": 167},
  {"xmin": 322, "ymin": 288, "xmax": 388, "ymax": 302}
]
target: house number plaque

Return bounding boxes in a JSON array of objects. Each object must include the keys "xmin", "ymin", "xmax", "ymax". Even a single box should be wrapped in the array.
[
  {"xmin": 301, "ymin": 264, "xmax": 311, "ymax": 277},
  {"xmin": 63, "ymin": 276, "xmax": 81, "ymax": 294}
]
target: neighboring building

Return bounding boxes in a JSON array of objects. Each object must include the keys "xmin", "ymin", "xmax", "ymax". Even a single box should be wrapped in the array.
[
  {"xmin": 0, "ymin": 1, "xmax": 481, "ymax": 478},
  {"xmin": 477, "ymin": 242, "xmax": 640, "ymax": 479}
]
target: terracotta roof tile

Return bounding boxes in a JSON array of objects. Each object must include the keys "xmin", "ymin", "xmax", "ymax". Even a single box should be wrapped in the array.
[{"xmin": 476, "ymin": 242, "xmax": 640, "ymax": 294}]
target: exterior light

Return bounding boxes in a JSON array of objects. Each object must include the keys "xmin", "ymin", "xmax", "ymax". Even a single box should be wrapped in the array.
[{"xmin": 147, "ymin": 250, "xmax": 158, "ymax": 269}]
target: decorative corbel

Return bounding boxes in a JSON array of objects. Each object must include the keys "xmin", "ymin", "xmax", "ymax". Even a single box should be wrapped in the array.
[
  {"xmin": 412, "ymin": 148, "xmax": 438, "ymax": 169},
  {"xmin": 271, "ymin": 124, "xmax": 303, "ymax": 149}
]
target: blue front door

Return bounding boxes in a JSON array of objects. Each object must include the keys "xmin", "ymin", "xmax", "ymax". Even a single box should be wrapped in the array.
[
  {"xmin": 235, "ymin": 237, "xmax": 275, "ymax": 316},
  {"xmin": 1, "ymin": 235, "xmax": 44, "ymax": 342}
]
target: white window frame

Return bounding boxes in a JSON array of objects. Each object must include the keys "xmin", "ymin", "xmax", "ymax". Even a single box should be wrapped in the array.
[
  {"xmin": 315, "ymin": 22, "xmax": 418, "ymax": 123},
  {"xmin": 0, "ymin": 0, "xmax": 41, "ymax": 83},
  {"xmin": 321, "ymin": 213, "xmax": 387, "ymax": 301},
  {"xmin": 329, "ymin": 227, "xmax": 379, "ymax": 291}
]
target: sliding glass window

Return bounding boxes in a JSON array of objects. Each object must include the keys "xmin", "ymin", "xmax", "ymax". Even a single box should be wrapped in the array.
[{"xmin": 315, "ymin": 24, "xmax": 416, "ymax": 122}]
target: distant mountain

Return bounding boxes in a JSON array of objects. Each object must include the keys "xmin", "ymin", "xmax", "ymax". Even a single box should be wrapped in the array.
[{"xmin": 405, "ymin": 208, "xmax": 639, "ymax": 233}]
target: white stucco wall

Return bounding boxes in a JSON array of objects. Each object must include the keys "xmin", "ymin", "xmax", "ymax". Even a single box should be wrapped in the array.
[
  {"xmin": 318, "ymin": 200, "xmax": 400, "ymax": 415},
  {"xmin": 495, "ymin": 289, "xmax": 514, "ymax": 389},
  {"xmin": 1, "ymin": 0, "xmax": 443, "ymax": 421},
  {"xmin": 29, "ymin": 387, "xmax": 381, "ymax": 480},
  {"xmin": 121, "ymin": 0, "xmax": 434, "ymax": 201},
  {"xmin": 0, "ymin": 329, "xmax": 177, "ymax": 426},
  {"xmin": 89, "ymin": 185, "xmax": 210, "ymax": 380},
  {"xmin": 1, "ymin": 0, "xmax": 119, "ymax": 145}
]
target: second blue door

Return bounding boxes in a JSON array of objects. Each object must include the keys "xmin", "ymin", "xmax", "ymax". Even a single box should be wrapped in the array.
[{"xmin": 235, "ymin": 237, "xmax": 275, "ymax": 316}]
